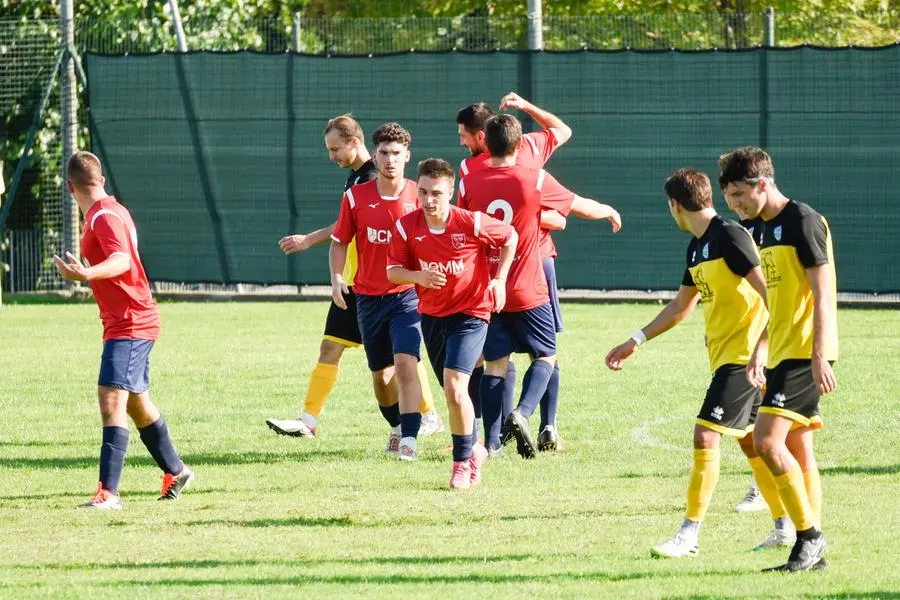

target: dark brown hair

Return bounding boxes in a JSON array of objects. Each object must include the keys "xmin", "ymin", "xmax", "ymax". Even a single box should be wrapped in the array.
[
  {"xmin": 484, "ymin": 114, "xmax": 521, "ymax": 158},
  {"xmin": 416, "ymin": 158, "xmax": 455, "ymax": 182},
  {"xmin": 371, "ymin": 122, "xmax": 412, "ymax": 147},
  {"xmin": 456, "ymin": 103, "xmax": 494, "ymax": 134},
  {"xmin": 66, "ymin": 151, "xmax": 103, "ymax": 187},
  {"xmin": 664, "ymin": 168, "xmax": 713, "ymax": 212},
  {"xmin": 717, "ymin": 146, "xmax": 775, "ymax": 189}
]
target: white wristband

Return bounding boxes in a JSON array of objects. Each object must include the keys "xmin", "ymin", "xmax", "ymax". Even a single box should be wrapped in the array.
[{"xmin": 630, "ymin": 329, "xmax": 647, "ymax": 347}]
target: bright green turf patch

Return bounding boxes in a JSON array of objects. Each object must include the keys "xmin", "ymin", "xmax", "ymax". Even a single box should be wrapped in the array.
[{"xmin": 1, "ymin": 302, "xmax": 898, "ymax": 599}]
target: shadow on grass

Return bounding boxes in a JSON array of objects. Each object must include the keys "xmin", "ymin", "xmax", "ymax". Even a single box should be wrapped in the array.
[
  {"xmin": 11, "ymin": 554, "xmax": 538, "ymax": 572},
  {"xmin": 0, "ymin": 487, "xmax": 230, "ymax": 505},
  {"xmin": 821, "ymin": 464, "xmax": 900, "ymax": 476},
  {"xmin": 2, "ymin": 566, "xmax": 752, "ymax": 588},
  {"xmin": 0, "ymin": 449, "xmax": 362, "ymax": 470}
]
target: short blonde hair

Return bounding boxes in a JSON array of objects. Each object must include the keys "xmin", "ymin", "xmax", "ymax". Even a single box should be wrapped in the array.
[
  {"xmin": 66, "ymin": 151, "xmax": 103, "ymax": 187},
  {"xmin": 323, "ymin": 114, "xmax": 364, "ymax": 142}
]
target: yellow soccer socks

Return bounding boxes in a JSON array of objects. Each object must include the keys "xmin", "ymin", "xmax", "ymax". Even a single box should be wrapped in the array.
[
  {"xmin": 803, "ymin": 467, "xmax": 823, "ymax": 528},
  {"xmin": 417, "ymin": 361, "xmax": 434, "ymax": 414},
  {"xmin": 302, "ymin": 362, "xmax": 339, "ymax": 417},
  {"xmin": 748, "ymin": 456, "xmax": 788, "ymax": 520},
  {"xmin": 685, "ymin": 448, "xmax": 721, "ymax": 522},
  {"xmin": 774, "ymin": 465, "xmax": 816, "ymax": 532}
]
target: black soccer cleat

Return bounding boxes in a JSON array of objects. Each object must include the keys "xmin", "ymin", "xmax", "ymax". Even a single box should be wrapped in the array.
[
  {"xmin": 499, "ymin": 421, "xmax": 514, "ymax": 446},
  {"xmin": 763, "ymin": 533, "xmax": 827, "ymax": 572},
  {"xmin": 505, "ymin": 409, "xmax": 536, "ymax": 459},
  {"xmin": 159, "ymin": 466, "xmax": 195, "ymax": 501},
  {"xmin": 538, "ymin": 425, "xmax": 558, "ymax": 452}
]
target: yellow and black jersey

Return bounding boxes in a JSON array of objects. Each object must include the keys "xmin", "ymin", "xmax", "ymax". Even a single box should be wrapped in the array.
[
  {"xmin": 341, "ymin": 159, "xmax": 378, "ymax": 287},
  {"xmin": 758, "ymin": 200, "xmax": 838, "ymax": 368},
  {"xmin": 682, "ymin": 216, "xmax": 767, "ymax": 372},
  {"xmin": 740, "ymin": 217, "xmax": 764, "ymax": 246}
]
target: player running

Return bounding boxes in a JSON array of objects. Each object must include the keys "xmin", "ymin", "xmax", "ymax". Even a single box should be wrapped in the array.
[
  {"xmin": 329, "ymin": 122, "xmax": 426, "ymax": 460},
  {"xmin": 719, "ymin": 147, "xmax": 837, "ymax": 572},
  {"xmin": 53, "ymin": 151, "xmax": 193, "ymax": 509},
  {"xmin": 459, "ymin": 114, "xmax": 619, "ymax": 458},
  {"xmin": 266, "ymin": 115, "xmax": 442, "ymax": 439},
  {"xmin": 605, "ymin": 168, "xmax": 792, "ymax": 558},
  {"xmin": 387, "ymin": 158, "xmax": 517, "ymax": 488}
]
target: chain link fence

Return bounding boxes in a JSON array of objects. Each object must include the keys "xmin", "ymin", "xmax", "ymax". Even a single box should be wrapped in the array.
[{"xmin": 2, "ymin": 12, "xmax": 898, "ymax": 295}]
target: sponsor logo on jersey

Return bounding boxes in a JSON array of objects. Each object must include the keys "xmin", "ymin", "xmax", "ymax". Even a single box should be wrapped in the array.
[
  {"xmin": 702, "ymin": 243, "xmax": 709, "ymax": 259},
  {"xmin": 773, "ymin": 225, "xmax": 783, "ymax": 241},
  {"xmin": 419, "ymin": 258, "xmax": 465, "ymax": 275},
  {"xmin": 367, "ymin": 227, "xmax": 392, "ymax": 244}
]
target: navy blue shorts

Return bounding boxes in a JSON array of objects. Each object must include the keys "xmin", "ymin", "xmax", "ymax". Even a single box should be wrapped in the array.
[
  {"xmin": 98, "ymin": 338, "xmax": 154, "ymax": 393},
  {"xmin": 483, "ymin": 302, "xmax": 557, "ymax": 361},
  {"xmin": 543, "ymin": 257, "xmax": 563, "ymax": 333},
  {"xmin": 356, "ymin": 289, "xmax": 422, "ymax": 372},
  {"xmin": 421, "ymin": 313, "xmax": 489, "ymax": 387}
]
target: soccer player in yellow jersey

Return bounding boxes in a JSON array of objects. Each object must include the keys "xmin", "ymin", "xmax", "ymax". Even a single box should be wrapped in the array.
[
  {"xmin": 266, "ymin": 115, "xmax": 442, "ymax": 438},
  {"xmin": 606, "ymin": 169, "xmax": 791, "ymax": 558},
  {"xmin": 719, "ymin": 147, "xmax": 836, "ymax": 572}
]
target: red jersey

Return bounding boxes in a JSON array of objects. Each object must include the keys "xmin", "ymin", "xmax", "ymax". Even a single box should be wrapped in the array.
[
  {"xmin": 387, "ymin": 206, "xmax": 514, "ymax": 320},
  {"xmin": 458, "ymin": 130, "xmax": 563, "ymax": 260},
  {"xmin": 458, "ymin": 166, "xmax": 574, "ymax": 312},
  {"xmin": 331, "ymin": 178, "xmax": 420, "ymax": 296},
  {"xmin": 80, "ymin": 197, "xmax": 160, "ymax": 341}
]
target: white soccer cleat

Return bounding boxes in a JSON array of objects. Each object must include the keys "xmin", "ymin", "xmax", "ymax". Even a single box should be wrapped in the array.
[
  {"xmin": 385, "ymin": 430, "xmax": 402, "ymax": 457},
  {"xmin": 651, "ymin": 530, "xmax": 699, "ymax": 559},
  {"xmin": 753, "ymin": 525, "xmax": 797, "ymax": 551},
  {"xmin": 398, "ymin": 437, "xmax": 417, "ymax": 462},
  {"xmin": 734, "ymin": 481, "xmax": 767, "ymax": 512},
  {"xmin": 266, "ymin": 417, "xmax": 316, "ymax": 437},
  {"xmin": 420, "ymin": 410, "xmax": 445, "ymax": 436}
]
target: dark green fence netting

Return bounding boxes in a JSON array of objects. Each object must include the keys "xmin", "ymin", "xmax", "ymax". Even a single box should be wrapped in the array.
[{"xmin": 85, "ymin": 47, "xmax": 899, "ymax": 292}]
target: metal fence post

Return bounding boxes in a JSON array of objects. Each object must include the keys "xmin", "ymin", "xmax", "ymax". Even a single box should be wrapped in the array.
[
  {"xmin": 168, "ymin": 0, "xmax": 188, "ymax": 53},
  {"xmin": 292, "ymin": 13, "xmax": 302, "ymax": 53},
  {"xmin": 60, "ymin": 0, "xmax": 79, "ymax": 266},
  {"xmin": 765, "ymin": 7, "xmax": 776, "ymax": 47},
  {"xmin": 527, "ymin": 0, "xmax": 543, "ymax": 51}
]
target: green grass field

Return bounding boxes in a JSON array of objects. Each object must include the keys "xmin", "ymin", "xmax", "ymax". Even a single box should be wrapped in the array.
[{"xmin": 1, "ymin": 301, "xmax": 898, "ymax": 599}]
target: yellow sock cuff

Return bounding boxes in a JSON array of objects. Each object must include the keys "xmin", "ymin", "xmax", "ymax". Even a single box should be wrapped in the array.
[
  {"xmin": 417, "ymin": 361, "xmax": 434, "ymax": 413},
  {"xmin": 693, "ymin": 448, "xmax": 719, "ymax": 462},
  {"xmin": 748, "ymin": 457, "xmax": 787, "ymax": 520},
  {"xmin": 313, "ymin": 362, "xmax": 339, "ymax": 378},
  {"xmin": 774, "ymin": 466, "xmax": 815, "ymax": 531}
]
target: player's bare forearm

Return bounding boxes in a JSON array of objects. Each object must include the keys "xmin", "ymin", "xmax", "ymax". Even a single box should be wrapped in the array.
[
  {"xmin": 807, "ymin": 264, "xmax": 835, "ymax": 362},
  {"xmin": 386, "ymin": 266, "xmax": 417, "ymax": 286},
  {"xmin": 328, "ymin": 240, "xmax": 348, "ymax": 282},
  {"xmin": 522, "ymin": 102, "xmax": 572, "ymax": 145},
  {"xmin": 85, "ymin": 253, "xmax": 131, "ymax": 281},
  {"xmin": 642, "ymin": 286, "xmax": 700, "ymax": 342},
  {"xmin": 494, "ymin": 231, "xmax": 518, "ymax": 280},
  {"xmin": 540, "ymin": 210, "xmax": 566, "ymax": 231},
  {"xmin": 745, "ymin": 265, "xmax": 768, "ymax": 307},
  {"xmin": 305, "ymin": 223, "xmax": 337, "ymax": 249},
  {"xmin": 570, "ymin": 197, "xmax": 613, "ymax": 220}
]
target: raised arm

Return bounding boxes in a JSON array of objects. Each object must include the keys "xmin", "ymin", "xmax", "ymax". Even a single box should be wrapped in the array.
[
  {"xmin": 569, "ymin": 196, "xmax": 622, "ymax": 232},
  {"xmin": 500, "ymin": 92, "xmax": 572, "ymax": 146}
]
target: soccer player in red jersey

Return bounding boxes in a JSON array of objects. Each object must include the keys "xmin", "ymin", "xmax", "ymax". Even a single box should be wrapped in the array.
[
  {"xmin": 329, "ymin": 123, "xmax": 425, "ymax": 460},
  {"xmin": 387, "ymin": 158, "xmax": 517, "ymax": 488},
  {"xmin": 458, "ymin": 114, "xmax": 619, "ymax": 457},
  {"xmin": 266, "ymin": 115, "xmax": 442, "ymax": 439},
  {"xmin": 52, "ymin": 151, "xmax": 193, "ymax": 509}
]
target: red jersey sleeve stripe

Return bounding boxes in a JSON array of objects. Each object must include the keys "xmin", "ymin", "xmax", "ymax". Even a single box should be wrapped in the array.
[
  {"xmin": 89, "ymin": 209, "xmax": 126, "ymax": 231},
  {"xmin": 536, "ymin": 169, "xmax": 546, "ymax": 191},
  {"xmin": 524, "ymin": 134, "xmax": 538, "ymax": 156},
  {"xmin": 346, "ymin": 188, "xmax": 356, "ymax": 209},
  {"xmin": 474, "ymin": 211, "xmax": 482, "ymax": 237},
  {"xmin": 460, "ymin": 159, "xmax": 469, "ymax": 176},
  {"xmin": 395, "ymin": 218, "xmax": 408, "ymax": 241}
]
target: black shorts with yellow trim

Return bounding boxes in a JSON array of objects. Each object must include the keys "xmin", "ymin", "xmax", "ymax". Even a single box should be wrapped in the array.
[
  {"xmin": 323, "ymin": 287, "xmax": 362, "ymax": 348},
  {"xmin": 759, "ymin": 359, "xmax": 824, "ymax": 430},
  {"xmin": 696, "ymin": 364, "xmax": 761, "ymax": 437}
]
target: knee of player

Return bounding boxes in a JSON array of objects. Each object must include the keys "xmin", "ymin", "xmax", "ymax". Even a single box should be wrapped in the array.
[
  {"xmin": 372, "ymin": 369, "xmax": 393, "ymax": 388},
  {"xmin": 753, "ymin": 435, "xmax": 783, "ymax": 459},
  {"xmin": 442, "ymin": 372, "xmax": 469, "ymax": 406},
  {"xmin": 318, "ymin": 339, "xmax": 345, "ymax": 364},
  {"xmin": 97, "ymin": 387, "xmax": 127, "ymax": 419},
  {"xmin": 692, "ymin": 425, "xmax": 721, "ymax": 450}
]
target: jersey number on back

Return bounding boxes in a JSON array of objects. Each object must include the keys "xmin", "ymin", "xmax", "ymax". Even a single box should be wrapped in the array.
[{"xmin": 486, "ymin": 199, "xmax": 514, "ymax": 225}]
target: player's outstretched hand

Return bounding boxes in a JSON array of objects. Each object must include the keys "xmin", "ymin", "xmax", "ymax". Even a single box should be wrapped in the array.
[
  {"xmin": 488, "ymin": 278, "xmax": 506, "ymax": 312},
  {"xmin": 605, "ymin": 339, "xmax": 637, "ymax": 371},
  {"xmin": 417, "ymin": 269, "xmax": 447, "ymax": 290},
  {"xmin": 279, "ymin": 234, "xmax": 309, "ymax": 255},
  {"xmin": 500, "ymin": 91, "xmax": 528, "ymax": 112},
  {"xmin": 331, "ymin": 276, "xmax": 349, "ymax": 310},
  {"xmin": 52, "ymin": 251, "xmax": 88, "ymax": 282},
  {"xmin": 812, "ymin": 356, "xmax": 837, "ymax": 395},
  {"xmin": 607, "ymin": 210, "xmax": 622, "ymax": 233}
]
